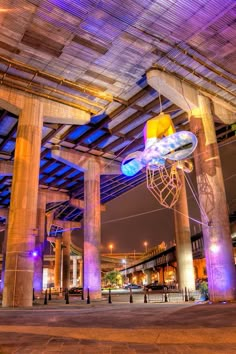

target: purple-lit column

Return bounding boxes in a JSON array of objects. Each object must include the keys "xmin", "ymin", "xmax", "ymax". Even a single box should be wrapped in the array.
[
  {"xmin": 84, "ymin": 158, "xmax": 101, "ymax": 299},
  {"xmin": 79, "ymin": 259, "xmax": 83, "ymax": 287},
  {"xmin": 33, "ymin": 190, "xmax": 46, "ymax": 295},
  {"xmin": 62, "ymin": 226, "xmax": 71, "ymax": 290},
  {"xmin": 2, "ymin": 96, "xmax": 43, "ymax": 307},
  {"xmin": 174, "ymin": 170, "xmax": 195, "ymax": 291},
  {"xmin": 189, "ymin": 94, "xmax": 236, "ymax": 301},
  {"xmin": 54, "ymin": 237, "xmax": 62, "ymax": 291}
]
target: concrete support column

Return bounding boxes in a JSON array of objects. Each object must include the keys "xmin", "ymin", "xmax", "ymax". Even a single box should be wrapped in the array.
[
  {"xmin": 159, "ymin": 267, "xmax": 165, "ymax": 283},
  {"xmin": 189, "ymin": 94, "xmax": 236, "ymax": 301},
  {"xmin": 72, "ymin": 256, "xmax": 78, "ymax": 287},
  {"xmin": 33, "ymin": 191, "xmax": 46, "ymax": 295},
  {"xmin": 0, "ymin": 209, "xmax": 9, "ymax": 292},
  {"xmin": 79, "ymin": 259, "xmax": 83, "ymax": 287},
  {"xmin": 3, "ymin": 96, "xmax": 43, "ymax": 307},
  {"xmin": 144, "ymin": 269, "xmax": 152, "ymax": 285},
  {"xmin": 54, "ymin": 238, "xmax": 62, "ymax": 290},
  {"xmin": 174, "ymin": 170, "xmax": 195, "ymax": 291},
  {"xmin": 84, "ymin": 158, "xmax": 101, "ymax": 299},
  {"xmin": 62, "ymin": 227, "xmax": 71, "ymax": 290}
]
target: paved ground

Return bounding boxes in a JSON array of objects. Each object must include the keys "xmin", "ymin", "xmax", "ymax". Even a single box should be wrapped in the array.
[{"xmin": 0, "ymin": 294, "xmax": 236, "ymax": 354}]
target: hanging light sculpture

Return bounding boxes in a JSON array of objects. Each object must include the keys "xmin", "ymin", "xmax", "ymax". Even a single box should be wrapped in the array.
[{"xmin": 121, "ymin": 113, "xmax": 198, "ymax": 208}]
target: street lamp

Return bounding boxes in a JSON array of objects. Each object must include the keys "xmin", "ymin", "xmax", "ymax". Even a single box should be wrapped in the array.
[
  {"xmin": 109, "ymin": 244, "xmax": 113, "ymax": 254},
  {"xmin": 144, "ymin": 241, "xmax": 148, "ymax": 253},
  {"xmin": 122, "ymin": 258, "xmax": 127, "ymax": 280}
]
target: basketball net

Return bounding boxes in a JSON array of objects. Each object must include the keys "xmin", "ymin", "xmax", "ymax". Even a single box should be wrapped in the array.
[{"xmin": 146, "ymin": 163, "xmax": 182, "ymax": 208}]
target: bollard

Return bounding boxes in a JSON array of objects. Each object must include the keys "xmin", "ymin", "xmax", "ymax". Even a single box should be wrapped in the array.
[
  {"xmin": 185, "ymin": 287, "xmax": 188, "ymax": 302},
  {"xmin": 108, "ymin": 288, "xmax": 112, "ymax": 304},
  {"xmin": 129, "ymin": 288, "xmax": 133, "ymax": 303},
  {"xmin": 32, "ymin": 288, "xmax": 35, "ymax": 301},
  {"xmin": 87, "ymin": 288, "xmax": 90, "ymax": 304},
  {"xmin": 144, "ymin": 290, "xmax": 147, "ymax": 304},
  {"xmin": 181, "ymin": 288, "xmax": 184, "ymax": 301},
  {"xmin": 65, "ymin": 289, "xmax": 69, "ymax": 304},
  {"xmin": 64, "ymin": 288, "xmax": 67, "ymax": 300},
  {"xmin": 44, "ymin": 289, "xmax": 48, "ymax": 305},
  {"xmin": 81, "ymin": 289, "xmax": 84, "ymax": 300},
  {"xmin": 164, "ymin": 291, "xmax": 168, "ymax": 302},
  {"xmin": 48, "ymin": 287, "xmax": 52, "ymax": 301}
]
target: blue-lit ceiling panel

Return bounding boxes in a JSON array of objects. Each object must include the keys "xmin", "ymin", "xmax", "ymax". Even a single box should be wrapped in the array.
[
  {"xmin": 67, "ymin": 170, "xmax": 81, "ymax": 178},
  {"xmin": 97, "ymin": 135, "xmax": 117, "ymax": 149},
  {"xmin": 44, "ymin": 176, "xmax": 55, "ymax": 184},
  {"xmin": 2, "ymin": 141, "xmax": 15, "ymax": 153},
  {"xmin": 90, "ymin": 112, "xmax": 107, "ymax": 124},
  {"xmin": 44, "ymin": 162, "xmax": 60, "ymax": 173},
  {"xmin": 55, "ymin": 179, "xmax": 66, "ymax": 186},
  {"xmin": 66, "ymin": 181, "xmax": 77, "ymax": 188},
  {"xmin": 0, "ymin": 116, "xmax": 17, "ymax": 135},
  {"xmin": 40, "ymin": 160, "xmax": 47, "ymax": 168},
  {"xmin": 67, "ymin": 125, "xmax": 90, "ymax": 140},
  {"xmin": 55, "ymin": 165, "xmax": 71, "ymax": 176},
  {"xmin": 83, "ymin": 130, "xmax": 105, "ymax": 144}
]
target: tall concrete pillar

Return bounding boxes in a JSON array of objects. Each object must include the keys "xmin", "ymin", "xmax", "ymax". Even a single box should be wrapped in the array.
[
  {"xmin": 174, "ymin": 170, "xmax": 195, "ymax": 291},
  {"xmin": 54, "ymin": 238, "xmax": 62, "ymax": 290},
  {"xmin": 72, "ymin": 256, "xmax": 78, "ymax": 287},
  {"xmin": 0, "ymin": 209, "xmax": 9, "ymax": 292},
  {"xmin": 189, "ymin": 94, "xmax": 236, "ymax": 301},
  {"xmin": 62, "ymin": 226, "xmax": 71, "ymax": 290},
  {"xmin": 3, "ymin": 96, "xmax": 43, "ymax": 307},
  {"xmin": 79, "ymin": 259, "xmax": 83, "ymax": 287},
  {"xmin": 144, "ymin": 269, "xmax": 152, "ymax": 284},
  {"xmin": 84, "ymin": 158, "xmax": 101, "ymax": 299},
  {"xmin": 159, "ymin": 267, "xmax": 165, "ymax": 283},
  {"xmin": 33, "ymin": 190, "xmax": 46, "ymax": 295},
  {"xmin": 50, "ymin": 148, "xmax": 119, "ymax": 299}
]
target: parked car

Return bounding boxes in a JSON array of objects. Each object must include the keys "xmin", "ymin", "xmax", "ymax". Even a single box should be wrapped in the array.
[
  {"xmin": 68, "ymin": 287, "xmax": 83, "ymax": 295},
  {"xmin": 145, "ymin": 282, "xmax": 168, "ymax": 291},
  {"xmin": 124, "ymin": 283, "xmax": 142, "ymax": 289}
]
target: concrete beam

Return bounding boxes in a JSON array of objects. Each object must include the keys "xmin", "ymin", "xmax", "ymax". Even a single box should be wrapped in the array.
[
  {"xmin": 39, "ymin": 188, "xmax": 69, "ymax": 203},
  {"xmin": 147, "ymin": 69, "xmax": 236, "ymax": 124},
  {"xmin": 43, "ymin": 100, "xmax": 90, "ymax": 125},
  {"xmin": 51, "ymin": 147, "xmax": 87, "ymax": 172},
  {"xmin": 51, "ymin": 146, "xmax": 121, "ymax": 175},
  {"xmin": 52, "ymin": 219, "xmax": 81, "ymax": 230},
  {"xmin": 147, "ymin": 69, "xmax": 198, "ymax": 112},
  {"xmin": 0, "ymin": 85, "xmax": 91, "ymax": 125}
]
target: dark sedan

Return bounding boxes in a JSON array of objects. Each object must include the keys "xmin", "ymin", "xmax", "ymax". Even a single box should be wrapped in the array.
[
  {"xmin": 145, "ymin": 283, "xmax": 168, "ymax": 291},
  {"xmin": 124, "ymin": 283, "xmax": 142, "ymax": 289},
  {"xmin": 68, "ymin": 287, "xmax": 83, "ymax": 295}
]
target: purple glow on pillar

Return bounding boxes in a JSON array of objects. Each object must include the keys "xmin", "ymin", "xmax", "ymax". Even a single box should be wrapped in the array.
[{"xmin": 209, "ymin": 243, "xmax": 220, "ymax": 253}]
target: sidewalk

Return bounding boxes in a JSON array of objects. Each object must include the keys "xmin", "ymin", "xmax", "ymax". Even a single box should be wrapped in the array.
[{"xmin": 0, "ymin": 297, "xmax": 236, "ymax": 353}]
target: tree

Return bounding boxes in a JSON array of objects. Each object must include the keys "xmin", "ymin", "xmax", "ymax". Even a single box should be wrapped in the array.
[{"xmin": 104, "ymin": 270, "xmax": 120, "ymax": 286}]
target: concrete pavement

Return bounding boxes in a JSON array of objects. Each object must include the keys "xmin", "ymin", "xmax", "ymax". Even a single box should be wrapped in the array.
[{"xmin": 0, "ymin": 295, "xmax": 236, "ymax": 353}]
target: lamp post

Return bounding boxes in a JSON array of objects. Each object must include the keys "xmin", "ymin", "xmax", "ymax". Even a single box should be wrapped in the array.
[
  {"xmin": 122, "ymin": 258, "xmax": 127, "ymax": 278},
  {"xmin": 144, "ymin": 241, "xmax": 148, "ymax": 253}
]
